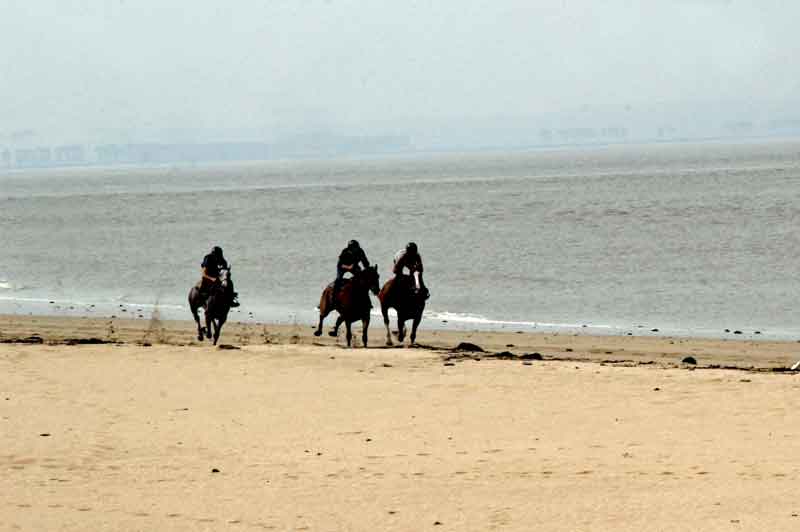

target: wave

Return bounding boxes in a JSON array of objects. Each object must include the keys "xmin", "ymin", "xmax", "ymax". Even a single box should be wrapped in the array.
[
  {"xmin": 423, "ymin": 311, "xmax": 617, "ymax": 330},
  {"xmin": 0, "ymin": 294, "xmax": 184, "ymax": 310},
  {"xmin": 369, "ymin": 308, "xmax": 619, "ymax": 332}
]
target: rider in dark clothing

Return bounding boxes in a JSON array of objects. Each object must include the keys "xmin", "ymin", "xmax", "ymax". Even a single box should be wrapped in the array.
[
  {"xmin": 332, "ymin": 240, "xmax": 370, "ymax": 305},
  {"xmin": 200, "ymin": 246, "xmax": 239, "ymax": 307},
  {"xmin": 393, "ymin": 241, "xmax": 429, "ymax": 299}
]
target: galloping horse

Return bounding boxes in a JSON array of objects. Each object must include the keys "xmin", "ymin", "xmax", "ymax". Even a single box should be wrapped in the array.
[
  {"xmin": 188, "ymin": 268, "xmax": 234, "ymax": 345},
  {"xmin": 378, "ymin": 274, "xmax": 427, "ymax": 346},
  {"xmin": 314, "ymin": 265, "xmax": 380, "ymax": 347}
]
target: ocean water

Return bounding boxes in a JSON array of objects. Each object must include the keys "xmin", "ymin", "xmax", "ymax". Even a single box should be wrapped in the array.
[{"xmin": 2, "ymin": 139, "xmax": 800, "ymax": 339}]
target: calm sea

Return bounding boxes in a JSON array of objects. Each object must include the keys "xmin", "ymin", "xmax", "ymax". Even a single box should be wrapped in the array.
[{"xmin": 2, "ymin": 139, "xmax": 800, "ymax": 339}]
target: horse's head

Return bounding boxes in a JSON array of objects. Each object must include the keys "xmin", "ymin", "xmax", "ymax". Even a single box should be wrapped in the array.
[
  {"xmin": 219, "ymin": 268, "xmax": 230, "ymax": 289},
  {"xmin": 362, "ymin": 264, "xmax": 380, "ymax": 296}
]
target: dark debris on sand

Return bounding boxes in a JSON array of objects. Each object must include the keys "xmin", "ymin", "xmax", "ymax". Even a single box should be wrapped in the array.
[
  {"xmin": 454, "ymin": 342, "xmax": 485, "ymax": 353},
  {"xmin": 444, "ymin": 349, "xmax": 545, "ymax": 362},
  {"xmin": 0, "ymin": 335, "xmax": 44, "ymax": 344}
]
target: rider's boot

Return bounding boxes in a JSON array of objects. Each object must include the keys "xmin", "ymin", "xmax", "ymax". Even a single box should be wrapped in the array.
[{"xmin": 230, "ymin": 291, "xmax": 240, "ymax": 308}]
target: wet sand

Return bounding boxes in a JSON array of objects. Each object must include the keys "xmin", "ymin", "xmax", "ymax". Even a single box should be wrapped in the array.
[{"xmin": 2, "ymin": 314, "xmax": 800, "ymax": 531}]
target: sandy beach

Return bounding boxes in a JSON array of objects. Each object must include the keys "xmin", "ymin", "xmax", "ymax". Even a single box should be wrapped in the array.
[{"xmin": 3, "ymin": 314, "xmax": 800, "ymax": 531}]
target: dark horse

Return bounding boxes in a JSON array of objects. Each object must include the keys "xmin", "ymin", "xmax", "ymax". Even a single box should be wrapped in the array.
[
  {"xmin": 378, "ymin": 274, "xmax": 427, "ymax": 346},
  {"xmin": 314, "ymin": 265, "xmax": 380, "ymax": 347},
  {"xmin": 188, "ymin": 268, "xmax": 234, "ymax": 345}
]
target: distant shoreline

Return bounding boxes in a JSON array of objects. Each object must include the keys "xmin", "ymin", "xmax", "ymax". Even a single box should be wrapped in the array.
[{"xmin": 3, "ymin": 134, "xmax": 800, "ymax": 175}]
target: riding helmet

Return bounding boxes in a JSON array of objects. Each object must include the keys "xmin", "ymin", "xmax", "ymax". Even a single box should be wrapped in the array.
[
  {"xmin": 212, "ymin": 246, "xmax": 223, "ymax": 256},
  {"xmin": 406, "ymin": 242, "xmax": 418, "ymax": 254},
  {"xmin": 348, "ymin": 239, "xmax": 360, "ymax": 249}
]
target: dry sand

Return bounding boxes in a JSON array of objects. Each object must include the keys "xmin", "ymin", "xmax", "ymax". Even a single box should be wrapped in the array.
[{"xmin": 3, "ymin": 314, "xmax": 800, "ymax": 531}]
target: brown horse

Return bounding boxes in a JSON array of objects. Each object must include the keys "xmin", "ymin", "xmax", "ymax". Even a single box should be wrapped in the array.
[
  {"xmin": 188, "ymin": 268, "xmax": 234, "ymax": 345},
  {"xmin": 378, "ymin": 274, "xmax": 427, "ymax": 346},
  {"xmin": 314, "ymin": 264, "xmax": 380, "ymax": 347}
]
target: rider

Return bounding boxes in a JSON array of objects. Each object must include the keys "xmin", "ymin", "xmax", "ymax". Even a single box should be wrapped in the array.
[
  {"xmin": 333, "ymin": 239, "xmax": 370, "ymax": 305},
  {"xmin": 200, "ymin": 246, "xmax": 240, "ymax": 307},
  {"xmin": 393, "ymin": 242, "xmax": 429, "ymax": 299}
]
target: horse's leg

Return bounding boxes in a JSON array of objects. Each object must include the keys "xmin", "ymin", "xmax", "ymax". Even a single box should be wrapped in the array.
[
  {"xmin": 362, "ymin": 314, "xmax": 369, "ymax": 348},
  {"xmin": 381, "ymin": 304, "xmax": 393, "ymax": 346},
  {"xmin": 330, "ymin": 316, "xmax": 343, "ymax": 337},
  {"xmin": 315, "ymin": 291, "xmax": 330, "ymax": 337},
  {"xmin": 397, "ymin": 313, "xmax": 406, "ymax": 343},
  {"xmin": 314, "ymin": 314, "xmax": 326, "ymax": 337},
  {"xmin": 190, "ymin": 304, "xmax": 203, "ymax": 341},
  {"xmin": 190, "ymin": 289, "xmax": 206, "ymax": 341},
  {"xmin": 410, "ymin": 313, "xmax": 421, "ymax": 346},
  {"xmin": 214, "ymin": 316, "xmax": 226, "ymax": 346},
  {"xmin": 205, "ymin": 307, "xmax": 213, "ymax": 339},
  {"xmin": 345, "ymin": 320, "xmax": 353, "ymax": 348}
]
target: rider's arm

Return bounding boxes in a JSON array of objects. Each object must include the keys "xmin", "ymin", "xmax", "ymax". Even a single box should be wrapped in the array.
[
  {"xmin": 202, "ymin": 267, "xmax": 217, "ymax": 281},
  {"xmin": 360, "ymin": 249, "xmax": 370, "ymax": 268},
  {"xmin": 392, "ymin": 254, "xmax": 404, "ymax": 275}
]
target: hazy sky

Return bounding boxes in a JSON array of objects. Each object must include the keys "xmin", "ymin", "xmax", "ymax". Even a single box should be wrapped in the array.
[{"xmin": 2, "ymin": 1, "xmax": 798, "ymax": 141}]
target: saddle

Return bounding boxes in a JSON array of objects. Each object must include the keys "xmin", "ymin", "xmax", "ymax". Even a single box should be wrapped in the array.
[
  {"xmin": 197, "ymin": 277, "xmax": 219, "ymax": 295},
  {"xmin": 328, "ymin": 279, "xmax": 371, "ymax": 309}
]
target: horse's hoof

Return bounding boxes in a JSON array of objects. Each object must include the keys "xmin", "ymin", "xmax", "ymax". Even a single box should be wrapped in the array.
[
  {"xmin": 313, "ymin": 330, "xmax": 322, "ymax": 337},
  {"xmin": 197, "ymin": 335, "xmax": 203, "ymax": 342},
  {"xmin": 385, "ymin": 341, "xmax": 393, "ymax": 347},
  {"xmin": 328, "ymin": 331, "xmax": 337, "ymax": 337}
]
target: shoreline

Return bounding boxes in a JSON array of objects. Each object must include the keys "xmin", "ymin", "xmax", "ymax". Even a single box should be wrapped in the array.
[
  {"xmin": 0, "ymin": 294, "xmax": 792, "ymax": 343},
  {"xmin": 2, "ymin": 313, "xmax": 799, "ymax": 372}
]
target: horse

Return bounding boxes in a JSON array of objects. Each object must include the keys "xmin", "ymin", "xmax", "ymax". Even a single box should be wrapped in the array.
[
  {"xmin": 378, "ymin": 274, "xmax": 427, "ymax": 346},
  {"xmin": 188, "ymin": 268, "xmax": 234, "ymax": 345},
  {"xmin": 314, "ymin": 264, "xmax": 380, "ymax": 347}
]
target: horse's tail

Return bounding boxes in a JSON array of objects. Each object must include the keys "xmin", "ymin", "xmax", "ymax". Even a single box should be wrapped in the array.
[
  {"xmin": 188, "ymin": 285, "xmax": 200, "ymax": 310},
  {"xmin": 318, "ymin": 285, "xmax": 333, "ymax": 316}
]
